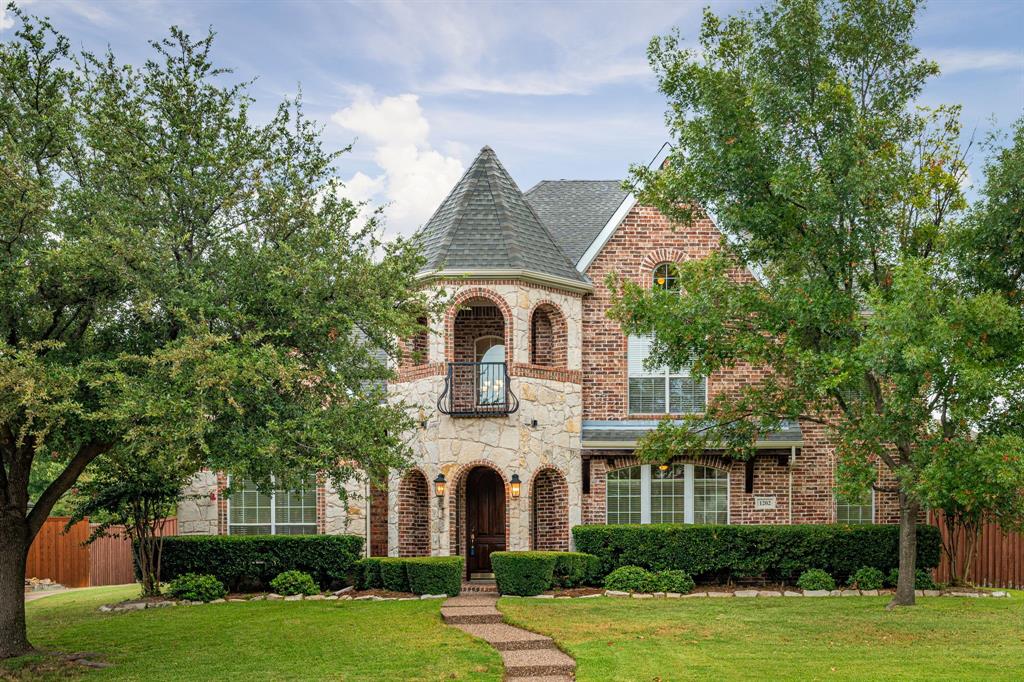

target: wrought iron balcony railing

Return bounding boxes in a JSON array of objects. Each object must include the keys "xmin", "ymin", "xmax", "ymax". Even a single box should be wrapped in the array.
[{"xmin": 437, "ymin": 362, "xmax": 519, "ymax": 417}]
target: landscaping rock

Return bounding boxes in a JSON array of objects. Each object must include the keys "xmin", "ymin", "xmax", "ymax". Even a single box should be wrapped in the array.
[
  {"xmin": 652, "ymin": 592, "xmax": 666, "ymax": 598},
  {"xmin": 666, "ymin": 592, "xmax": 681, "ymax": 598},
  {"xmin": 803, "ymin": 590, "xmax": 829, "ymax": 597},
  {"xmin": 734, "ymin": 590, "xmax": 759, "ymax": 597},
  {"xmin": 284, "ymin": 595, "xmax": 303, "ymax": 601},
  {"xmin": 707, "ymin": 592, "xmax": 733, "ymax": 598},
  {"xmin": 227, "ymin": 598, "xmax": 246, "ymax": 603},
  {"xmin": 98, "ymin": 605, "xmax": 112, "ymax": 612},
  {"xmin": 840, "ymin": 590, "xmax": 860, "ymax": 597},
  {"xmin": 266, "ymin": 593, "xmax": 283, "ymax": 600},
  {"xmin": 757, "ymin": 591, "xmax": 782, "ymax": 597},
  {"xmin": 531, "ymin": 594, "xmax": 554, "ymax": 599},
  {"xmin": 578, "ymin": 593, "xmax": 602, "ymax": 599},
  {"xmin": 420, "ymin": 594, "xmax": 447, "ymax": 600},
  {"xmin": 116, "ymin": 602, "xmax": 147, "ymax": 611},
  {"xmin": 992, "ymin": 591, "xmax": 1008, "ymax": 598},
  {"xmin": 604, "ymin": 590, "xmax": 629, "ymax": 597},
  {"xmin": 681, "ymin": 592, "xmax": 708, "ymax": 598},
  {"xmin": 324, "ymin": 595, "xmax": 338, "ymax": 600},
  {"xmin": 354, "ymin": 595, "xmax": 375, "ymax": 601},
  {"xmin": 209, "ymin": 598, "xmax": 226, "ymax": 604},
  {"xmin": 152, "ymin": 601, "xmax": 176, "ymax": 607},
  {"xmin": 923, "ymin": 590, "xmax": 941, "ymax": 597},
  {"xmin": 828, "ymin": 590, "xmax": 842, "ymax": 597},
  {"xmin": 249, "ymin": 595, "xmax": 265, "ymax": 601},
  {"xmin": 334, "ymin": 586, "xmax": 354, "ymax": 595},
  {"xmin": 861, "ymin": 590, "xmax": 879, "ymax": 596},
  {"xmin": 337, "ymin": 595, "xmax": 352, "ymax": 600},
  {"xmin": 631, "ymin": 593, "xmax": 653, "ymax": 599},
  {"xmin": 305, "ymin": 594, "xmax": 325, "ymax": 601},
  {"xmin": 783, "ymin": 591, "xmax": 803, "ymax": 597}
]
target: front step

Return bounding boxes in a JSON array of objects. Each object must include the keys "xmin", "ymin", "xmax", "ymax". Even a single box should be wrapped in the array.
[
  {"xmin": 501, "ymin": 648, "xmax": 576, "ymax": 678},
  {"xmin": 445, "ymin": 594, "xmax": 502, "ymax": 607},
  {"xmin": 453, "ymin": 623, "xmax": 553, "ymax": 651},
  {"xmin": 440, "ymin": 606, "xmax": 503, "ymax": 624}
]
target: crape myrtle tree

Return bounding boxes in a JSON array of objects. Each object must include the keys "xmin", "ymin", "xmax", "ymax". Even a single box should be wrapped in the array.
[
  {"xmin": 610, "ymin": 0, "xmax": 1024, "ymax": 607},
  {"xmin": 0, "ymin": 8, "xmax": 436, "ymax": 656}
]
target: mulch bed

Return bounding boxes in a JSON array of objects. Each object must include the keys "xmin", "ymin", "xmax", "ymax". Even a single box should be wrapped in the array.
[{"xmin": 547, "ymin": 587, "xmax": 604, "ymax": 597}]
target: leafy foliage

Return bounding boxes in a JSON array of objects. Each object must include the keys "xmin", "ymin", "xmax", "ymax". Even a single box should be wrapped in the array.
[
  {"xmin": 848, "ymin": 566, "xmax": 885, "ymax": 590},
  {"xmin": 354, "ymin": 557, "xmax": 463, "ymax": 596},
  {"xmin": 797, "ymin": 569, "xmax": 836, "ymax": 591},
  {"xmin": 491, "ymin": 552, "xmax": 558, "ymax": 596},
  {"xmin": 270, "ymin": 570, "xmax": 318, "ymax": 597},
  {"xmin": 604, "ymin": 566, "xmax": 660, "ymax": 593},
  {"xmin": 0, "ymin": 7, "xmax": 437, "ymax": 654},
  {"xmin": 160, "ymin": 535, "xmax": 363, "ymax": 591},
  {"xmin": 166, "ymin": 573, "xmax": 226, "ymax": 603},
  {"xmin": 611, "ymin": 0, "xmax": 1024, "ymax": 605},
  {"xmin": 654, "ymin": 569, "xmax": 696, "ymax": 594},
  {"xmin": 573, "ymin": 523, "xmax": 939, "ymax": 584}
]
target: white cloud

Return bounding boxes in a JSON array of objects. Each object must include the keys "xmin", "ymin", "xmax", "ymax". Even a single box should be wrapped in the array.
[
  {"xmin": 332, "ymin": 93, "xmax": 465, "ymax": 239},
  {"xmin": 930, "ymin": 48, "xmax": 1024, "ymax": 75},
  {"xmin": 424, "ymin": 59, "xmax": 652, "ymax": 96},
  {"xmin": 1, "ymin": 3, "xmax": 18, "ymax": 31}
]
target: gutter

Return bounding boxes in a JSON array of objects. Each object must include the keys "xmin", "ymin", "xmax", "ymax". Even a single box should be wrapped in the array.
[{"xmin": 418, "ymin": 268, "xmax": 594, "ymax": 295}]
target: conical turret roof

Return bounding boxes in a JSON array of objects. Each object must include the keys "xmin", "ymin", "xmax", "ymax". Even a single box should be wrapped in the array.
[{"xmin": 415, "ymin": 146, "xmax": 589, "ymax": 288}]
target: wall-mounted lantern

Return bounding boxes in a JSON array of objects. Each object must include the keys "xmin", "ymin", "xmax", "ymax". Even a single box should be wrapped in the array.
[
  {"xmin": 658, "ymin": 463, "xmax": 670, "ymax": 472},
  {"xmin": 509, "ymin": 473, "xmax": 522, "ymax": 499},
  {"xmin": 433, "ymin": 473, "xmax": 446, "ymax": 501}
]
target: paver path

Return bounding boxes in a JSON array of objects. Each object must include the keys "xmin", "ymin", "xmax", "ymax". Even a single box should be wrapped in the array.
[{"xmin": 442, "ymin": 591, "xmax": 575, "ymax": 680}]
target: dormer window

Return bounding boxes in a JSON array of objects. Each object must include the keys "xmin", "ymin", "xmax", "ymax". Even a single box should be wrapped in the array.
[{"xmin": 653, "ymin": 262, "xmax": 680, "ymax": 291}]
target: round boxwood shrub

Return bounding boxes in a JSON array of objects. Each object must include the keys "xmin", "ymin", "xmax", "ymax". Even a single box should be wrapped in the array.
[
  {"xmin": 886, "ymin": 568, "xmax": 939, "ymax": 590},
  {"xmin": 405, "ymin": 557, "xmax": 463, "ymax": 596},
  {"xmin": 797, "ymin": 569, "xmax": 836, "ymax": 591},
  {"xmin": 492, "ymin": 552, "xmax": 557, "ymax": 596},
  {"xmin": 270, "ymin": 570, "xmax": 319, "ymax": 596},
  {"xmin": 604, "ymin": 566, "xmax": 660, "ymax": 593},
  {"xmin": 655, "ymin": 569, "xmax": 695, "ymax": 594},
  {"xmin": 166, "ymin": 573, "xmax": 226, "ymax": 602},
  {"xmin": 848, "ymin": 566, "xmax": 885, "ymax": 590}
]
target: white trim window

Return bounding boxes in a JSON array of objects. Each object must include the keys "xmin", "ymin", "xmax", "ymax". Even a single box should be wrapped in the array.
[
  {"xmin": 836, "ymin": 490, "xmax": 874, "ymax": 525},
  {"xmin": 628, "ymin": 335, "xmax": 706, "ymax": 414},
  {"xmin": 607, "ymin": 464, "xmax": 729, "ymax": 525},
  {"xmin": 228, "ymin": 478, "xmax": 318, "ymax": 535}
]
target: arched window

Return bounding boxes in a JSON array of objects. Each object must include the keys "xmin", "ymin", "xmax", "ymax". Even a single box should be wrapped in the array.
[
  {"xmin": 607, "ymin": 464, "xmax": 729, "ymax": 525},
  {"xmin": 652, "ymin": 262, "xmax": 681, "ymax": 291}
]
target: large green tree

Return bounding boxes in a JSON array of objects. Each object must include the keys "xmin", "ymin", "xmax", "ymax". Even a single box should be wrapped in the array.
[
  {"xmin": 611, "ymin": 0, "xmax": 1024, "ymax": 607},
  {"xmin": 0, "ymin": 9, "xmax": 433, "ymax": 656}
]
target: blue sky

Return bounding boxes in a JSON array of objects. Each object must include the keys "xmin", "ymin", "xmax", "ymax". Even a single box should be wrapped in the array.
[{"xmin": 3, "ymin": 0, "xmax": 1022, "ymax": 238}]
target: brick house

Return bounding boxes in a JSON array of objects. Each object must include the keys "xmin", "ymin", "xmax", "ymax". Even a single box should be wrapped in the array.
[{"xmin": 178, "ymin": 145, "xmax": 897, "ymax": 574}]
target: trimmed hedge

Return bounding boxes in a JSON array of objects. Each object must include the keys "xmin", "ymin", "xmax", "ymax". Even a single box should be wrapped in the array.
[
  {"xmin": 354, "ymin": 556, "xmax": 463, "ymax": 596},
  {"xmin": 491, "ymin": 551, "xmax": 602, "ymax": 596},
  {"xmin": 166, "ymin": 573, "xmax": 226, "ymax": 602},
  {"xmin": 406, "ymin": 557, "xmax": 463, "ymax": 596},
  {"xmin": 492, "ymin": 552, "xmax": 557, "ymax": 596},
  {"xmin": 160, "ymin": 534, "xmax": 363, "ymax": 591},
  {"xmin": 572, "ymin": 523, "xmax": 941, "ymax": 584}
]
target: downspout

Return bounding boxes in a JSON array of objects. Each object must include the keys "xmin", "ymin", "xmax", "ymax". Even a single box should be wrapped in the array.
[{"xmin": 788, "ymin": 445, "xmax": 796, "ymax": 525}]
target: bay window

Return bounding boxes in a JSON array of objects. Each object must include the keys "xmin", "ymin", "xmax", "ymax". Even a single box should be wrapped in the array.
[{"xmin": 606, "ymin": 464, "xmax": 729, "ymax": 525}]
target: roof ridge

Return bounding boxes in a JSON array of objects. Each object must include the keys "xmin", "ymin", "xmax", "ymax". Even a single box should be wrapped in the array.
[{"xmin": 481, "ymin": 151, "xmax": 516, "ymax": 268}]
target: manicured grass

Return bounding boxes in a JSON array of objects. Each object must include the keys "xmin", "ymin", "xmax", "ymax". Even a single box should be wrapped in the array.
[
  {"xmin": 4, "ymin": 586, "xmax": 501, "ymax": 681},
  {"xmin": 499, "ymin": 594, "xmax": 1024, "ymax": 681}
]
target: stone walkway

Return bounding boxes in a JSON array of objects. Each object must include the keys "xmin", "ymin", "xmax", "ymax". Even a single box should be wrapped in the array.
[{"xmin": 442, "ymin": 589, "xmax": 575, "ymax": 680}]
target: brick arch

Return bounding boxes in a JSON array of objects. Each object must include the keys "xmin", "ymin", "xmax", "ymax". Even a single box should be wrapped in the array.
[
  {"xmin": 638, "ymin": 248, "xmax": 691, "ymax": 284},
  {"xmin": 445, "ymin": 287, "xmax": 515, "ymax": 363},
  {"xmin": 528, "ymin": 300, "xmax": 568, "ymax": 368},
  {"xmin": 446, "ymin": 459, "xmax": 510, "ymax": 572},
  {"xmin": 530, "ymin": 466, "xmax": 569, "ymax": 550},
  {"xmin": 605, "ymin": 453, "xmax": 734, "ymax": 473},
  {"xmin": 397, "ymin": 468, "xmax": 430, "ymax": 557}
]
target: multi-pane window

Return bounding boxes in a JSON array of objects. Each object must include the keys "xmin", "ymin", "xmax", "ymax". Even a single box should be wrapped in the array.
[
  {"xmin": 607, "ymin": 464, "xmax": 729, "ymax": 525},
  {"xmin": 628, "ymin": 335, "xmax": 706, "ymax": 414},
  {"xmin": 606, "ymin": 466, "xmax": 642, "ymax": 524},
  {"xmin": 653, "ymin": 262, "xmax": 681, "ymax": 291},
  {"xmin": 228, "ymin": 478, "xmax": 318, "ymax": 535},
  {"xmin": 836, "ymin": 490, "xmax": 874, "ymax": 525}
]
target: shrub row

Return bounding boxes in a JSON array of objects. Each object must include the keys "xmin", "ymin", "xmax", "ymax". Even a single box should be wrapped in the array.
[
  {"xmin": 490, "ymin": 551, "xmax": 601, "ymax": 596},
  {"xmin": 160, "ymin": 534, "xmax": 363, "ymax": 591},
  {"xmin": 354, "ymin": 556, "xmax": 463, "ymax": 596},
  {"xmin": 572, "ymin": 524, "xmax": 941, "ymax": 584}
]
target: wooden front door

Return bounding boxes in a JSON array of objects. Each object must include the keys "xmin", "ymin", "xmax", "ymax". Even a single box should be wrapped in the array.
[{"xmin": 466, "ymin": 467, "xmax": 505, "ymax": 574}]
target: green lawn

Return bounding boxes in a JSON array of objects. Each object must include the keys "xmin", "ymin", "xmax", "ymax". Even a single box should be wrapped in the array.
[
  {"xmin": 499, "ymin": 594, "xmax": 1024, "ymax": 681},
  {"xmin": 4, "ymin": 586, "xmax": 501, "ymax": 681}
]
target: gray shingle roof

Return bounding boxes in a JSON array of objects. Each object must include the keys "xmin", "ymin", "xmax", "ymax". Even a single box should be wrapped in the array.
[
  {"xmin": 415, "ymin": 147, "xmax": 588, "ymax": 285},
  {"xmin": 581, "ymin": 419, "xmax": 803, "ymax": 448},
  {"xmin": 524, "ymin": 180, "xmax": 629, "ymax": 264}
]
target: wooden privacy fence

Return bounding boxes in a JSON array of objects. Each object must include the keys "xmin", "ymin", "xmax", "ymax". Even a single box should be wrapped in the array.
[
  {"xmin": 25, "ymin": 516, "xmax": 177, "ymax": 588},
  {"xmin": 930, "ymin": 511, "xmax": 1024, "ymax": 589}
]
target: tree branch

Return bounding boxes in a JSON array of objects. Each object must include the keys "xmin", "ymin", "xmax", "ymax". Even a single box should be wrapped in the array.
[{"xmin": 26, "ymin": 442, "xmax": 110, "ymax": 537}]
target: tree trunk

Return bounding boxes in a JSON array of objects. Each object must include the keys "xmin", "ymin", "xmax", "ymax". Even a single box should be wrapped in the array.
[
  {"xmin": 889, "ymin": 492, "xmax": 919, "ymax": 608},
  {"xmin": 0, "ymin": 512, "xmax": 33, "ymax": 658}
]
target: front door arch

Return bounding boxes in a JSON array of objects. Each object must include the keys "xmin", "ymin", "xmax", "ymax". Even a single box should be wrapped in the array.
[{"xmin": 465, "ymin": 466, "xmax": 506, "ymax": 574}]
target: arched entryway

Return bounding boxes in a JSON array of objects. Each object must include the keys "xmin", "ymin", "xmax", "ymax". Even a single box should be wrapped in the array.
[
  {"xmin": 464, "ymin": 466, "xmax": 506, "ymax": 576},
  {"xmin": 531, "ymin": 467, "xmax": 569, "ymax": 550},
  {"xmin": 397, "ymin": 469, "xmax": 430, "ymax": 557}
]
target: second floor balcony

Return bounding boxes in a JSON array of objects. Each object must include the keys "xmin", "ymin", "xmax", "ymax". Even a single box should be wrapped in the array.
[{"xmin": 437, "ymin": 361, "xmax": 519, "ymax": 417}]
